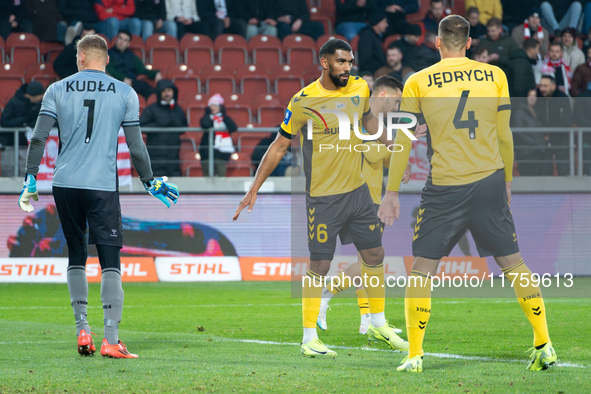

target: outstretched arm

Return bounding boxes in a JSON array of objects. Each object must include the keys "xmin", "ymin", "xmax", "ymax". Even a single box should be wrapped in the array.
[
  {"xmin": 25, "ymin": 115, "xmax": 56, "ymax": 176},
  {"xmin": 233, "ymin": 132, "xmax": 291, "ymax": 220}
]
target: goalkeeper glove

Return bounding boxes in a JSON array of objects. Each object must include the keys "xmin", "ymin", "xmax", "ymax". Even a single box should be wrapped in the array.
[
  {"xmin": 19, "ymin": 174, "xmax": 39, "ymax": 212},
  {"xmin": 143, "ymin": 176, "xmax": 179, "ymax": 208}
]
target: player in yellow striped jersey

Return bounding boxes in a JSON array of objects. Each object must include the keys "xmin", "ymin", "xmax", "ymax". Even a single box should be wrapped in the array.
[
  {"xmin": 378, "ymin": 15, "xmax": 556, "ymax": 372},
  {"xmin": 234, "ymin": 40, "xmax": 411, "ymax": 357},
  {"xmin": 317, "ymin": 76, "xmax": 426, "ymax": 336}
]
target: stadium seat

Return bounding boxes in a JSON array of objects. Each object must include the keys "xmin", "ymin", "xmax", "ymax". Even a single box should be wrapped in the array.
[
  {"xmin": 254, "ymin": 93, "xmax": 285, "ymax": 127},
  {"xmin": 138, "ymin": 94, "xmax": 147, "ymax": 114},
  {"xmin": 269, "ymin": 64, "xmax": 305, "ymax": 103},
  {"xmin": 167, "ymin": 64, "xmax": 201, "ymax": 102},
  {"xmin": 145, "ymin": 34, "xmax": 179, "ymax": 72},
  {"xmin": 225, "ymin": 152, "xmax": 254, "ymax": 176},
  {"xmin": 201, "ymin": 64, "xmax": 236, "ymax": 94},
  {"xmin": 315, "ymin": 34, "xmax": 348, "ymax": 53},
  {"xmin": 0, "ymin": 63, "xmax": 25, "ymax": 103},
  {"xmin": 186, "ymin": 102, "xmax": 208, "ymax": 127},
  {"xmin": 237, "ymin": 131, "xmax": 272, "ymax": 158},
  {"xmin": 214, "ymin": 34, "xmax": 248, "ymax": 69},
  {"xmin": 180, "ymin": 34, "xmax": 214, "ymax": 69},
  {"xmin": 235, "ymin": 64, "xmax": 270, "ymax": 95},
  {"xmin": 146, "ymin": 93, "xmax": 157, "ymax": 106},
  {"xmin": 303, "ymin": 63, "xmax": 322, "ymax": 84},
  {"xmin": 222, "ymin": 93, "xmax": 252, "ymax": 108},
  {"xmin": 309, "ymin": 7, "xmax": 333, "ymax": 35},
  {"xmin": 26, "ymin": 63, "xmax": 57, "ymax": 87},
  {"xmin": 282, "ymin": 35, "xmax": 316, "ymax": 66},
  {"xmin": 225, "ymin": 105, "xmax": 253, "ymax": 127},
  {"xmin": 40, "ymin": 42, "xmax": 64, "ymax": 64},
  {"xmin": 180, "ymin": 150, "xmax": 203, "ymax": 177},
  {"xmin": 248, "ymin": 34, "xmax": 282, "ymax": 65},
  {"xmin": 350, "ymin": 34, "xmax": 359, "ymax": 54},
  {"xmin": 382, "ymin": 34, "xmax": 401, "ymax": 51},
  {"xmin": 6, "ymin": 33, "xmax": 41, "ymax": 69}
]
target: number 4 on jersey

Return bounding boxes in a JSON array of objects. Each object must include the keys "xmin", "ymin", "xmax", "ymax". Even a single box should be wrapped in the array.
[{"xmin": 453, "ymin": 90, "xmax": 478, "ymax": 139}]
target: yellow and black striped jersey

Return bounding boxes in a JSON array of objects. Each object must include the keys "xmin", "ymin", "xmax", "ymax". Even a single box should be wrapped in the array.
[
  {"xmin": 388, "ymin": 57, "xmax": 512, "ymax": 190},
  {"xmin": 280, "ymin": 76, "xmax": 371, "ymax": 197}
]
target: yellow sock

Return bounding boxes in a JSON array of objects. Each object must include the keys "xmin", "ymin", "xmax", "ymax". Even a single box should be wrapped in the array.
[
  {"xmin": 329, "ymin": 271, "xmax": 352, "ymax": 295},
  {"xmin": 356, "ymin": 288, "xmax": 369, "ymax": 315},
  {"xmin": 302, "ymin": 269, "xmax": 324, "ymax": 328},
  {"xmin": 405, "ymin": 271, "xmax": 432, "ymax": 358},
  {"xmin": 360, "ymin": 260, "xmax": 384, "ymax": 314},
  {"xmin": 502, "ymin": 259, "xmax": 550, "ymax": 347}
]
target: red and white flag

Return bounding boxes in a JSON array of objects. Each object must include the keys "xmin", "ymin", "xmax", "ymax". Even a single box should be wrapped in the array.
[{"xmin": 33, "ymin": 127, "xmax": 132, "ymax": 191}]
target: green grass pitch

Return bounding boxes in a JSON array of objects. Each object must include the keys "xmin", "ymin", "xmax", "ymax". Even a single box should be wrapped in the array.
[{"xmin": 0, "ymin": 281, "xmax": 589, "ymax": 393}]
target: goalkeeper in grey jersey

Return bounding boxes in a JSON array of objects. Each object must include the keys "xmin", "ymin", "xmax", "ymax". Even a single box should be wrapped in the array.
[{"xmin": 17, "ymin": 34, "xmax": 179, "ymax": 358}]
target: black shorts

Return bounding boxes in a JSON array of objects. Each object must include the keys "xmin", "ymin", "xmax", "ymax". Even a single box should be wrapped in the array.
[
  {"xmin": 53, "ymin": 186, "xmax": 123, "ymax": 247},
  {"xmin": 412, "ymin": 170, "xmax": 519, "ymax": 259},
  {"xmin": 307, "ymin": 183, "xmax": 383, "ymax": 261}
]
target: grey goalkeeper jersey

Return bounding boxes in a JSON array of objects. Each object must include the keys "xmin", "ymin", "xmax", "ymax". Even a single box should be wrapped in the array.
[{"xmin": 37, "ymin": 70, "xmax": 145, "ymax": 191}]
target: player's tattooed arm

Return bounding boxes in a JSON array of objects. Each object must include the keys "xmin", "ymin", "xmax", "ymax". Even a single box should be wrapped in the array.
[
  {"xmin": 25, "ymin": 115, "xmax": 56, "ymax": 176},
  {"xmin": 233, "ymin": 131, "xmax": 291, "ymax": 220}
]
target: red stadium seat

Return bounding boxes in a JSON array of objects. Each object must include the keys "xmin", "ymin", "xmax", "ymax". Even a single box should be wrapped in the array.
[
  {"xmin": 167, "ymin": 64, "xmax": 201, "ymax": 102},
  {"xmin": 303, "ymin": 63, "xmax": 322, "ymax": 84},
  {"xmin": 269, "ymin": 64, "xmax": 305, "ymax": 102},
  {"xmin": 248, "ymin": 34, "xmax": 282, "ymax": 65},
  {"xmin": 225, "ymin": 152, "xmax": 254, "ymax": 176},
  {"xmin": 180, "ymin": 151, "xmax": 204, "ymax": 177},
  {"xmin": 237, "ymin": 131, "xmax": 272, "ymax": 158},
  {"xmin": 225, "ymin": 105, "xmax": 253, "ymax": 127},
  {"xmin": 180, "ymin": 34, "xmax": 214, "ymax": 69},
  {"xmin": 235, "ymin": 64, "xmax": 270, "ymax": 94},
  {"xmin": 350, "ymin": 34, "xmax": 359, "ymax": 53},
  {"xmin": 186, "ymin": 102, "xmax": 208, "ymax": 127},
  {"xmin": 254, "ymin": 94, "xmax": 285, "ymax": 126},
  {"xmin": 26, "ymin": 63, "xmax": 57, "ymax": 87},
  {"xmin": 0, "ymin": 63, "xmax": 25, "ymax": 103},
  {"xmin": 309, "ymin": 7, "xmax": 333, "ymax": 35},
  {"xmin": 214, "ymin": 34, "xmax": 248, "ymax": 69},
  {"xmin": 382, "ymin": 34, "xmax": 401, "ymax": 51},
  {"xmin": 283, "ymin": 34, "xmax": 317, "ymax": 66},
  {"xmin": 201, "ymin": 64, "xmax": 236, "ymax": 94},
  {"xmin": 146, "ymin": 93, "xmax": 157, "ymax": 106},
  {"xmin": 138, "ymin": 94, "xmax": 146, "ymax": 114},
  {"xmin": 6, "ymin": 33, "xmax": 41, "ymax": 69},
  {"xmin": 40, "ymin": 42, "xmax": 64, "ymax": 64},
  {"xmin": 145, "ymin": 34, "xmax": 179, "ymax": 71},
  {"xmin": 223, "ymin": 93, "xmax": 253, "ymax": 108},
  {"xmin": 315, "ymin": 34, "xmax": 348, "ymax": 53}
]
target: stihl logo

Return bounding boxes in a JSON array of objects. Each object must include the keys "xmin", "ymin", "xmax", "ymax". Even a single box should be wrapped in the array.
[
  {"xmin": 170, "ymin": 263, "xmax": 230, "ymax": 275},
  {"xmin": 0, "ymin": 264, "xmax": 61, "ymax": 276},
  {"xmin": 86, "ymin": 263, "xmax": 147, "ymax": 277},
  {"xmin": 252, "ymin": 262, "xmax": 290, "ymax": 276}
]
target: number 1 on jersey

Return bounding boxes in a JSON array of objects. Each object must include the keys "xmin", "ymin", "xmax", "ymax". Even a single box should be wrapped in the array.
[
  {"xmin": 453, "ymin": 90, "xmax": 478, "ymax": 139},
  {"xmin": 83, "ymin": 99, "xmax": 95, "ymax": 143}
]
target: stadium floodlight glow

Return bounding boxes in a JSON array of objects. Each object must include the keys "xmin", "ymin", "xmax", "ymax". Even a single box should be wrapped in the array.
[{"xmin": 305, "ymin": 110, "xmax": 418, "ymax": 141}]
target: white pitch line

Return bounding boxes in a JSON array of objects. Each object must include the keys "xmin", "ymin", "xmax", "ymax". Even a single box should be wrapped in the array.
[{"xmin": 0, "ymin": 337, "xmax": 585, "ymax": 368}]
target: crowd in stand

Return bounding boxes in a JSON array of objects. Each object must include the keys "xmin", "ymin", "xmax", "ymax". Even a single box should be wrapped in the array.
[{"xmin": 2, "ymin": 0, "xmax": 591, "ymax": 177}]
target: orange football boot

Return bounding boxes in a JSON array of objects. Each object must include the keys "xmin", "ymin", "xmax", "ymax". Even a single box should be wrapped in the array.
[
  {"xmin": 100, "ymin": 339, "xmax": 138, "ymax": 358},
  {"xmin": 77, "ymin": 329, "xmax": 97, "ymax": 356}
]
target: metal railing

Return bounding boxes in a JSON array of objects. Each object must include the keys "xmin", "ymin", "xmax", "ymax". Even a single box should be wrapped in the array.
[{"xmin": 1, "ymin": 126, "xmax": 590, "ymax": 177}]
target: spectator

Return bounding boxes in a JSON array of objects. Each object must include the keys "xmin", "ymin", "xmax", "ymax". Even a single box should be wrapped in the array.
[
  {"xmin": 0, "ymin": 0, "xmax": 34, "ymax": 39},
  {"xmin": 199, "ymin": 94, "xmax": 238, "ymax": 177},
  {"xmin": 335, "ymin": 0, "xmax": 376, "ymax": 42},
  {"xmin": 570, "ymin": 47, "xmax": 591, "ymax": 96},
  {"xmin": 466, "ymin": 7, "xmax": 486, "ymax": 47},
  {"xmin": 135, "ymin": 0, "xmax": 177, "ymax": 41},
  {"xmin": 392, "ymin": 23, "xmax": 421, "ymax": 70},
  {"xmin": 26, "ymin": 0, "xmax": 73, "ymax": 44},
  {"xmin": 511, "ymin": 7, "xmax": 549, "ymax": 58},
  {"xmin": 165, "ymin": 0, "xmax": 222, "ymax": 40},
  {"xmin": 465, "ymin": 0, "xmax": 502, "ymax": 26},
  {"xmin": 357, "ymin": 13, "xmax": 388, "ymax": 75},
  {"xmin": 243, "ymin": 0, "xmax": 277, "ymax": 40},
  {"xmin": 94, "ymin": 0, "xmax": 142, "ymax": 40},
  {"xmin": 0, "ymin": 82, "xmax": 45, "ymax": 177},
  {"xmin": 53, "ymin": 26, "xmax": 96, "ymax": 79},
  {"xmin": 413, "ymin": 30, "xmax": 439, "ymax": 71},
  {"xmin": 212, "ymin": 0, "xmax": 248, "ymax": 37},
  {"xmin": 473, "ymin": 45, "xmax": 489, "ymax": 63},
  {"xmin": 480, "ymin": 17, "xmax": 519, "ymax": 74},
  {"xmin": 508, "ymin": 43, "xmax": 537, "ymax": 97},
  {"xmin": 522, "ymin": 37, "xmax": 544, "ymax": 84},
  {"xmin": 268, "ymin": 0, "xmax": 325, "ymax": 40},
  {"xmin": 139, "ymin": 79, "xmax": 185, "ymax": 177},
  {"xmin": 501, "ymin": 0, "xmax": 540, "ymax": 31},
  {"xmin": 536, "ymin": 75, "xmax": 573, "ymax": 175},
  {"xmin": 381, "ymin": 0, "xmax": 419, "ymax": 36},
  {"xmin": 422, "ymin": 0, "xmax": 445, "ymax": 33},
  {"xmin": 540, "ymin": 0, "xmax": 582, "ymax": 36},
  {"xmin": 57, "ymin": 0, "xmax": 100, "ymax": 37},
  {"xmin": 542, "ymin": 42, "xmax": 572, "ymax": 95},
  {"xmin": 360, "ymin": 71, "xmax": 374, "ymax": 91},
  {"xmin": 374, "ymin": 44, "xmax": 413, "ymax": 82},
  {"xmin": 511, "ymin": 88, "xmax": 549, "ymax": 176},
  {"xmin": 106, "ymin": 30, "xmax": 162, "ymax": 99},
  {"xmin": 572, "ymin": 81, "xmax": 591, "ymax": 174},
  {"xmin": 561, "ymin": 27, "xmax": 585, "ymax": 71}
]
